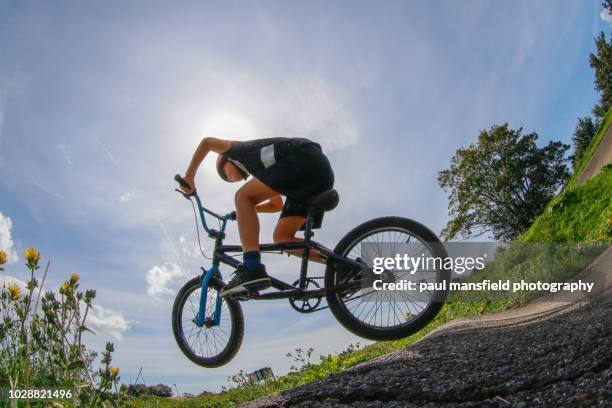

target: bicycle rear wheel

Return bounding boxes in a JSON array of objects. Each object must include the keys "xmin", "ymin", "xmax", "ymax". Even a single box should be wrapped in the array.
[
  {"xmin": 172, "ymin": 276, "xmax": 244, "ymax": 367},
  {"xmin": 325, "ymin": 217, "xmax": 450, "ymax": 341}
]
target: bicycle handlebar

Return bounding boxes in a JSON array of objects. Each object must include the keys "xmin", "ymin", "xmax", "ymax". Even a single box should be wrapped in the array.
[
  {"xmin": 173, "ymin": 174, "xmax": 236, "ymax": 237},
  {"xmin": 174, "ymin": 174, "xmax": 193, "ymax": 192}
]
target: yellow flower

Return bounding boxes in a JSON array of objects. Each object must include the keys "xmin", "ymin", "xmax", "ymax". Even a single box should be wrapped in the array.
[
  {"xmin": 109, "ymin": 367, "xmax": 120, "ymax": 377},
  {"xmin": 24, "ymin": 247, "xmax": 40, "ymax": 262},
  {"xmin": 63, "ymin": 281, "xmax": 70, "ymax": 292},
  {"xmin": 0, "ymin": 250, "xmax": 7, "ymax": 265},
  {"xmin": 24, "ymin": 247, "xmax": 41, "ymax": 269},
  {"xmin": 6, "ymin": 283, "xmax": 21, "ymax": 300},
  {"xmin": 70, "ymin": 274, "xmax": 80, "ymax": 284}
]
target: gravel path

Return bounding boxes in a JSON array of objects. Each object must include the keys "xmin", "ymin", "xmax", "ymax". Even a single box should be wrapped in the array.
[{"xmin": 244, "ymin": 287, "xmax": 612, "ymax": 407}]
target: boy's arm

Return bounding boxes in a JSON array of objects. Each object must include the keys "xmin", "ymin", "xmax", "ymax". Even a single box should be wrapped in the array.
[
  {"xmin": 182, "ymin": 137, "xmax": 232, "ymax": 193},
  {"xmin": 255, "ymin": 195, "xmax": 283, "ymax": 213}
]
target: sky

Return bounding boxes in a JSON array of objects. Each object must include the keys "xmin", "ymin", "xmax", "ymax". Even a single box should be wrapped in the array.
[{"xmin": 0, "ymin": 0, "xmax": 610, "ymax": 395}]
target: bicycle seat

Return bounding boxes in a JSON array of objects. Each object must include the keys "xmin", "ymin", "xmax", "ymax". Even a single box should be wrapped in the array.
[{"xmin": 304, "ymin": 189, "xmax": 339, "ymax": 212}]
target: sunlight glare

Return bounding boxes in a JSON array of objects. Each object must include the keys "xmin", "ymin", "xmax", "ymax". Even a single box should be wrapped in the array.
[{"xmin": 200, "ymin": 111, "xmax": 258, "ymax": 142}]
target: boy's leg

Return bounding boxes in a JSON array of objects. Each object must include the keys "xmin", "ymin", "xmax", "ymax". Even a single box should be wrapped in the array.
[
  {"xmin": 234, "ymin": 178, "xmax": 280, "ymax": 252},
  {"xmin": 273, "ymin": 216, "xmax": 328, "ymax": 263},
  {"xmin": 221, "ymin": 178, "xmax": 278, "ymax": 296}
]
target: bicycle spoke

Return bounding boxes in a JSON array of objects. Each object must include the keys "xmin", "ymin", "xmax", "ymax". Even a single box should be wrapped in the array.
[
  {"xmin": 335, "ymin": 226, "xmax": 441, "ymax": 329},
  {"xmin": 179, "ymin": 284, "xmax": 234, "ymax": 360}
]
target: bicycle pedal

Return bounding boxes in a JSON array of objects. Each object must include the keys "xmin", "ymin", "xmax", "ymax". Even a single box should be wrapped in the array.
[
  {"xmin": 228, "ymin": 291, "xmax": 247, "ymax": 300},
  {"xmin": 243, "ymin": 278, "xmax": 271, "ymax": 291},
  {"xmin": 248, "ymin": 289, "xmax": 260, "ymax": 298},
  {"xmin": 230, "ymin": 290, "xmax": 259, "ymax": 301}
]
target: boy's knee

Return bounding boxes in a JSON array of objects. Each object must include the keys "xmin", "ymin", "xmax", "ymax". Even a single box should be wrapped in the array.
[{"xmin": 234, "ymin": 188, "xmax": 252, "ymax": 206}]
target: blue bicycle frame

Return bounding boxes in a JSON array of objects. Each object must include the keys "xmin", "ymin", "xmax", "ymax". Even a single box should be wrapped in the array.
[{"xmin": 189, "ymin": 193, "xmax": 234, "ymax": 328}]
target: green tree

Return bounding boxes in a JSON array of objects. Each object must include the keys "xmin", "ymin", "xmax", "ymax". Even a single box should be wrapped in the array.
[
  {"xmin": 570, "ymin": 116, "xmax": 597, "ymax": 170},
  {"xmin": 126, "ymin": 383, "xmax": 149, "ymax": 397},
  {"xmin": 589, "ymin": 31, "xmax": 612, "ymax": 120},
  {"xmin": 148, "ymin": 383, "xmax": 173, "ymax": 397},
  {"xmin": 438, "ymin": 124, "xmax": 570, "ymax": 241}
]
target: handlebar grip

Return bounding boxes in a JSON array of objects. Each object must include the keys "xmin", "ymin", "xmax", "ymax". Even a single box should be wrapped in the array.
[
  {"xmin": 229, "ymin": 211, "xmax": 237, "ymax": 221},
  {"xmin": 174, "ymin": 174, "xmax": 191, "ymax": 189}
]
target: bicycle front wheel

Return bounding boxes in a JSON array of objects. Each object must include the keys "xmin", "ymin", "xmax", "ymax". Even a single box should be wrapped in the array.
[
  {"xmin": 172, "ymin": 276, "xmax": 244, "ymax": 367},
  {"xmin": 325, "ymin": 217, "xmax": 450, "ymax": 341}
]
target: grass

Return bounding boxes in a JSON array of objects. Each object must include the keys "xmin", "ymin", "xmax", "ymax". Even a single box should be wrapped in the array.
[
  {"xmin": 521, "ymin": 165, "xmax": 612, "ymax": 243},
  {"xmin": 132, "ymin": 114, "xmax": 611, "ymax": 407},
  {"xmin": 520, "ymin": 106, "xmax": 612, "ymax": 243},
  {"xmin": 565, "ymin": 106, "xmax": 612, "ymax": 191}
]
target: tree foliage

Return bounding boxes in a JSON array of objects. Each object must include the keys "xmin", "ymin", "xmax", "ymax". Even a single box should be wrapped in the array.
[
  {"xmin": 438, "ymin": 124, "xmax": 570, "ymax": 241},
  {"xmin": 589, "ymin": 31, "xmax": 612, "ymax": 120},
  {"xmin": 125, "ymin": 382, "xmax": 174, "ymax": 397},
  {"xmin": 126, "ymin": 383, "xmax": 150, "ymax": 397},
  {"xmin": 570, "ymin": 116, "xmax": 597, "ymax": 170},
  {"xmin": 149, "ymin": 383, "xmax": 173, "ymax": 397}
]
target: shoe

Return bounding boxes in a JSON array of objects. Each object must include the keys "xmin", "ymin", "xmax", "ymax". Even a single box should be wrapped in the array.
[{"xmin": 220, "ymin": 264, "xmax": 271, "ymax": 297}]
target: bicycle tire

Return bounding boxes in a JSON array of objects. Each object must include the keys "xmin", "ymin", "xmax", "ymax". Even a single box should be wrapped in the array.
[
  {"xmin": 325, "ymin": 216, "xmax": 450, "ymax": 341},
  {"xmin": 172, "ymin": 276, "xmax": 244, "ymax": 367}
]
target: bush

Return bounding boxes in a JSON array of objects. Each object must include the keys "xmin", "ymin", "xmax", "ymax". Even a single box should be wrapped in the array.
[
  {"xmin": 126, "ymin": 383, "xmax": 150, "ymax": 397},
  {"xmin": 0, "ymin": 247, "xmax": 126, "ymax": 407},
  {"xmin": 148, "ymin": 383, "xmax": 173, "ymax": 397}
]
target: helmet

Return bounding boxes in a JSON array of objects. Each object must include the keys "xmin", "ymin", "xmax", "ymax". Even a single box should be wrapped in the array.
[{"xmin": 216, "ymin": 154, "xmax": 249, "ymax": 181}]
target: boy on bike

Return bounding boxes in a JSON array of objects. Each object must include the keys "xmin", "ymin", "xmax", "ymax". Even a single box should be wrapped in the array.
[{"xmin": 180, "ymin": 137, "xmax": 335, "ymax": 297}]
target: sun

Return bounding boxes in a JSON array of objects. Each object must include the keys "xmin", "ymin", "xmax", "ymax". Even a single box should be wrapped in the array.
[{"xmin": 201, "ymin": 111, "xmax": 258, "ymax": 142}]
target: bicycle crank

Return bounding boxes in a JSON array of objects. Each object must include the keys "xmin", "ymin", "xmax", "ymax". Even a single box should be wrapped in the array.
[{"xmin": 289, "ymin": 278, "xmax": 324, "ymax": 313}]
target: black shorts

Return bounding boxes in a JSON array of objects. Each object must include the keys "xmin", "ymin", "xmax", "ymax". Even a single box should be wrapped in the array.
[
  {"xmin": 257, "ymin": 142, "xmax": 334, "ymax": 229},
  {"xmin": 280, "ymin": 197, "xmax": 325, "ymax": 229}
]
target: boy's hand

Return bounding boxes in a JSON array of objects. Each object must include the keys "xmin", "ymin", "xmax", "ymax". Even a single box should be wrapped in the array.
[{"xmin": 179, "ymin": 175, "xmax": 196, "ymax": 195}]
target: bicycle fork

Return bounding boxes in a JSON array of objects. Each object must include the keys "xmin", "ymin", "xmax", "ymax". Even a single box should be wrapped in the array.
[{"xmin": 196, "ymin": 265, "xmax": 223, "ymax": 327}]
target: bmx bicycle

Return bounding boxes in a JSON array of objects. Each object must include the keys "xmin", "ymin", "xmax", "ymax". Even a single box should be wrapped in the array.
[{"xmin": 172, "ymin": 175, "xmax": 450, "ymax": 367}]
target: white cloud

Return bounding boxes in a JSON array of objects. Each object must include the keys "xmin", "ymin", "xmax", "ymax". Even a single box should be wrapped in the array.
[
  {"xmin": 0, "ymin": 211, "xmax": 19, "ymax": 263},
  {"xmin": 178, "ymin": 235, "xmax": 205, "ymax": 259},
  {"xmin": 265, "ymin": 78, "xmax": 359, "ymax": 152},
  {"xmin": 0, "ymin": 275, "xmax": 45, "ymax": 304},
  {"xmin": 601, "ymin": 7, "xmax": 612, "ymax": 24},
  {"xmin": 87, "ymin": 304, "xmax": 132, "ymax": 341},
  {"xmin": 0, "ymin": 275, "xmax": 44, "ymax": 320},
  {"xmin": 169, "ymin": 69, "xmax": 360, "ymax": 161},
  {"xmin": 0, "ymin": 275, "xmax": 28, "ymax": 291},
  {"xmin": 119, "ymin": 191, "xmax": 133, "ymax": 203},
  {"xmin": 146, "ymin": 263, "xmax": 188, "ymax": 299},
  {"xmin": 219, "ymin": 75, "xmax": 359, "ymax": 152}
]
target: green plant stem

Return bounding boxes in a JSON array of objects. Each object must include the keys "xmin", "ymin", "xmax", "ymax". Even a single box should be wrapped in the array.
[
  {"xmin": 32, "ymin": 261, "xmax": 50, "ymax": 321},
  {"xmin": 79, "ymin": 303, "xmax": 96, "ymax": 390}
]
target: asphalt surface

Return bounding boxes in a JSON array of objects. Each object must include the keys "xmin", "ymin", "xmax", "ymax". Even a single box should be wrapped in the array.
[{"xmin": 244, "ymin": 287, "xmax": 612, "ymax": 407}]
